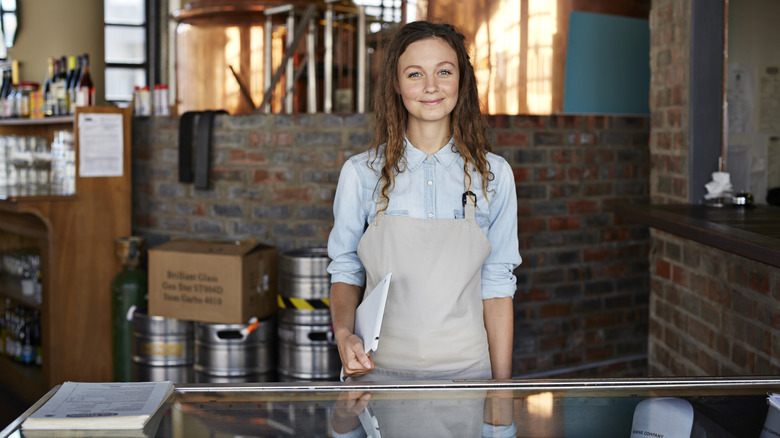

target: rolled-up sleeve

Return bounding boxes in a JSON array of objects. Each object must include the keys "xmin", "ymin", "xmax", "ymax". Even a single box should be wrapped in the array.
[
  {"xmin": 481, "ymin": 156, "xmax": 522, "ymax": 300},
  {"xmin": 327, "ymin": 159, "xmax": 368, "ymax": 287}
]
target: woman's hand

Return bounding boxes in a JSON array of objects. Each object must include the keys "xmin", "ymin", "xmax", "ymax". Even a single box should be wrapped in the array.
[
  {"xmin": 330, "ymin": 391, "xmax": 373, "ymax": 434},
  {"xmin": 336, "ymin": 332, "xmax": 375, "ymax": 378},
  {"xmin": 330, "ymin": 281, "xmax": 374, "ymax": 378}
]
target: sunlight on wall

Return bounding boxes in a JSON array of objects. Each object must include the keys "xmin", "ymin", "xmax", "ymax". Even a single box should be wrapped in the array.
[
  {"xmin": 224, "ymin": 27, "xmax": 240, "ymax": 113},
  {"xmin": 250, "ymin": 26, "xmax": 264, "ymax": 110},
  {"xmin": 527, "ymin": 391, "xmax": 554, "ymax": 418},
  {"xmin": 474, "ymin": 0, "xmax": 521, "ymax": 114},
  {"xmin": 526, "ymin": 0, "xmax": 556, "ymax": 114},
  {"xmin": 472, "ymin": 0, "xmax": 556, "ymax": 115}
]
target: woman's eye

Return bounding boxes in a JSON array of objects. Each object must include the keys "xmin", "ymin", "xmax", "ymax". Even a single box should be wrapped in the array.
[
  {"xmin": 439, "ymin": 70, "xmax": 452, "ymax": 76},
  {"xmin": 407, "ymin": 72, "xmax": 421, "ymax": 78}
]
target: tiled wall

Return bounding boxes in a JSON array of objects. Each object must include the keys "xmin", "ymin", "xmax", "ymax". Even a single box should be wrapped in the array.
[{"xmin": 132, "ymin": 112, "xmax": 651, "ymax": 378}]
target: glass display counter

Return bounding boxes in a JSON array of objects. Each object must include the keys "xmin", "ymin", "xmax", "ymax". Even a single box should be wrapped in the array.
[{"xmin": 3, "ymin": 377, "xmax": 780, "ymax": 437}]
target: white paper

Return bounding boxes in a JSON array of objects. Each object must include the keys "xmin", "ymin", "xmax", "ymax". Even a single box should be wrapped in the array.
[
  {"xmin": 358, "ymin": 405, "xmax": 382, "ymax": 438},
  {"xmin": 727, "ymin": 65, "xmax": 754, "ymax": 135},
  {"xmin": 78, "ymin": 113, "xmax": 124, "ymax": 177},
  {"xmin": 630, "ymin": 397, "xmax": 693, "ymax": 438},
  {"xmin": 769, "ymin": 136, "xmax": 780, "ymax": 189},
  {"xmin": 758, "ymin": 66, "xmax": 780, "ymax": 132},
  {"xmin": 23, "ymin": 381, "xmax": 174, "ymax": 431},
  {"xmin": 355, "ymin": 272, "xmax": 392, "ymax": 354}
]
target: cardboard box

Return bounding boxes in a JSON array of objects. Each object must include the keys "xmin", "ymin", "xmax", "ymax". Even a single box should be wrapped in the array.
[{"xmin": 148, "ymin": 239, "xmax": 278, "ymax": 324}]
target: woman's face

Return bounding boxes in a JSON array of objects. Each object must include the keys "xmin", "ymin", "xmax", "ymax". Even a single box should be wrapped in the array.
[{"xmin": 396, "ymin": 37, "xmax": 459, "ymax": 129}]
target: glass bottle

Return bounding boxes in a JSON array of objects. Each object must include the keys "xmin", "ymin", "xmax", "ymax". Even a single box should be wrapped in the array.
[
  {"xmin": 111, "ymin": 237, "xmax": 148, "ymax": 381},
  {"xmin": 43, "ymin": 57, "xmax": 54, "ymax": 117},
  {"xmin": 75, "ymin": 54, "xmax": 94, "ymax": 107}
]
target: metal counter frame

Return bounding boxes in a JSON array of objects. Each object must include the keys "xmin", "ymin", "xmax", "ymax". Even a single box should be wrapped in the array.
[{"xmin": 4, "ymin": 377, "xmax": 780, "ymax": 437}]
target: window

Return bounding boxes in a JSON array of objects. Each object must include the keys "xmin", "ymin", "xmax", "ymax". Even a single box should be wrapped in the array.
[
  {"xmin": 104, "ymin": 0, "xmax": 147, "ymax": 103},
  {"xmin": 0, "ymin": 0, "xmax": 17, "ymax": 51}
]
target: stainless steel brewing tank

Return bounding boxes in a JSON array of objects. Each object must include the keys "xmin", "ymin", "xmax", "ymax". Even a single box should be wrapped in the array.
[{"xmin": 171, "ymin": 0, "xmax": 363, "ymax": 115}]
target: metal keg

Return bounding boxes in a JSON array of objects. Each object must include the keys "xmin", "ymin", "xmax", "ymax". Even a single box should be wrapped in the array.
[
  {"xmin": 134, "ymin": 363, "xmax": 193, "ymax": 383},
  {"xmin": 194, "ymin": 371, "xmax": 276, "ymax": 383},
  {"xmin": 277, "ymin": 321, "xmax": 340, "ymax": 380},
  {"xmin": 278, "ymin": 248, "xmax": 331, "ymax": 325},
  {"xmin": 132, "ymin": 310, "xmax": 194, "ymax": 383},
  {"xmin": 194, "ymin": 317, "xmax": 275, "ymax": 376}
]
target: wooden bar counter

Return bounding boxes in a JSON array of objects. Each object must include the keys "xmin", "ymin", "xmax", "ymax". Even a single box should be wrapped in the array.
[{"xmin": 617, "ymin": 203, "xmax": 780, "ymax": 268}]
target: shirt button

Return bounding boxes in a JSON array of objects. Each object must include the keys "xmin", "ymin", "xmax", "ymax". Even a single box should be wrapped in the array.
[
  {"xmin": 426, "ymin": 156, "xmax": 432, "ymax": 162},
  {"xmin": 427, "ymin": 212, "xmax": 434, "ymax": 218},
  {"xmin": 427, "ymin": 180, "xmax": 433, "ymax": 186}
]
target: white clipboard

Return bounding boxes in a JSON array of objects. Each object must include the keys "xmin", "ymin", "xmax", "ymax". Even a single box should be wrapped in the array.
[
  {"xmin": 340, "ymin": 272, "xmax": 392, "ymax": 382},
  {"xmin": 355, "ymin": 272, "xmax": 392, "ymax": 353}
]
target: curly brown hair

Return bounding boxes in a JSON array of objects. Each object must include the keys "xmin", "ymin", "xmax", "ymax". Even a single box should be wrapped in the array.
[{"xmin": 370, "ymin": 20, "xmax": 493, "ymax": 209}]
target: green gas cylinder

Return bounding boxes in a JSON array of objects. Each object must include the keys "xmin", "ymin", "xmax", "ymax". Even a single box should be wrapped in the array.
[{"xmin": 111, "ymin": 237, "xmax": 148, "ymax": 382}]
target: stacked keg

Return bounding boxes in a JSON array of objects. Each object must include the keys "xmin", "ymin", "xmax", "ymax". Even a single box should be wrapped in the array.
[
  {"xmin": 193, "ymin": 317, "xmax": 276, "ymax": 382},
  {"xmin": 276, "ymin": 248, "xmax": 340, "ymax": 380},
  {"xmin": 132, "ymin": 310, "xmax": 194, "ymax": 383}
]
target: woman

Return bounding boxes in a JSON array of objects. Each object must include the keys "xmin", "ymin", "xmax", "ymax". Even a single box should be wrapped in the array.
[{"xmin": 328, "ymin": 20, "xmax": 521, "ymax": 381}]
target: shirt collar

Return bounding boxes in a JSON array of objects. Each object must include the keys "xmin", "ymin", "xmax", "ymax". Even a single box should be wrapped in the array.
[{"xmin": 404, "ymin": 137, "xmax": 460, "ymax": 172}]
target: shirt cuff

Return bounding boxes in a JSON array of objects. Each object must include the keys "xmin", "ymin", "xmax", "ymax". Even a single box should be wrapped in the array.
[
  {"xmin": 331, "ymin": 426, "xmax": 367, "ymax": 438},
  {"xmin": 481, "ymin": 282, "xmax": 516, "ymax": 300},
  {"xmin": 482, "ymin": 421, "xmax": 517, "ymax": 438},
  {"xmin": 329, "ymin": 271, "xmax": 365, "ymax": 287}
]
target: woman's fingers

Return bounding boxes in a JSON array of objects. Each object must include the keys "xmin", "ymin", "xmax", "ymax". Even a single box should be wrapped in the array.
[{"xmin": 339, "ymin": 334, "xmax": 375, "ymax": 377}]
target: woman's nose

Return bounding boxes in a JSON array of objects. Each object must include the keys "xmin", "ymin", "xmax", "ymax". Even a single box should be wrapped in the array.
[{"xmin": 423, "ymin": 77, "xmax": 438, "ymax": 93}]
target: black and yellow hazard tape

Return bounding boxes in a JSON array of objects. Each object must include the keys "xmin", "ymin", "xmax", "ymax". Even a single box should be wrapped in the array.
[{"xmin": 277, "ymin": 295, "xmax": 330, "ymax": 310}]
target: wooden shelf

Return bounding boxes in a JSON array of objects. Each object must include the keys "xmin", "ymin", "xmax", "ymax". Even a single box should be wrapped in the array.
[
  {"xmin": 0, "ymin": 116, "xmax": 72, "ymax": 126},
  {"xmin": 0, "ymin": 277, "xmax": 40, "ymax": 309},
  {"xmin": 0, "ymin": 106, "xmax": 131, "ymax": 402},
  {"xmin": 0, "ymin": 355, "xmax": 45, "ymax": 406}
]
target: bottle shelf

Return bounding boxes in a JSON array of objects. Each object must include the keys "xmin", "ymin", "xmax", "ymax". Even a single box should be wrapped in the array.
[
  {"xmin": 0, "ymin": 106, "xmax": 131, "ymax": 403},
  {"xmin": 0, "ymin": 277, "xmax": 40, "ymax": 310},
  {"xmin": 0, "ymin": 354, "xmax": 44, "ymax": 405},
  {"xmin": 0, "ymin": 116, "xmax": 72, "ymax": 126}
]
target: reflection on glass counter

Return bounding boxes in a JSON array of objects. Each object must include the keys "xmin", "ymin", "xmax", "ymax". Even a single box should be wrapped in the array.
[{"xmin": 4, "ymin": 377, "xmax": 780, "ymax": 438}]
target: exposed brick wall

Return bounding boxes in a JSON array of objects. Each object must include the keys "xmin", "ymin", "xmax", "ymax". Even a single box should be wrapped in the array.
[
  {"xmin": 649, "ymin": 0, "xmax": 691, "ymax": 204},
  {"xmin": 132, "ymin": 112, "xmax": 651, "ymax": 377},
  {"xmin": 648, "ymin": 230, "xmax": 780, "ymax": 376}
]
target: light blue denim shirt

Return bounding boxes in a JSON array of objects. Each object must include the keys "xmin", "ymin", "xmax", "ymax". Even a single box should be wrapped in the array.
[{"xmin": 327, "ymin": 138, "xmax": 521, "ymax": 299}]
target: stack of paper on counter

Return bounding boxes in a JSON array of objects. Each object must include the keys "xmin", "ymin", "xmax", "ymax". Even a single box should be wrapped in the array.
[{"xmin": 21, "ymin": 381, "xmax": 174, "ymax": 436}]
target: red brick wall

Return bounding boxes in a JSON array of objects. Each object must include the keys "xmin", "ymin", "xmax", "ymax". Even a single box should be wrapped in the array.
[
  {"xmin": 649, "ymin": 0, "xmax": 691, "ymax": 204},
  {"xmin": 648, "ymin": 230, "xmax": 780, "ymax": 376},
  {"xmin": 132, "ymin": 112, "xmax": 651, "ymax": 377},
  {"xmin": 644, "ymin": 0, "xmax": 775, "ymax": 377}
]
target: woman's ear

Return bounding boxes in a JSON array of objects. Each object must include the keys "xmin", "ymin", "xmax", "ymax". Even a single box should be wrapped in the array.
[{"xmin": 393, "ymin": 76, "xmax": 400, "ymax": 94}]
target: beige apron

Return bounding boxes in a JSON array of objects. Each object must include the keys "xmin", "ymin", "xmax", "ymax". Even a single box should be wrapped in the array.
[{"xmin": 354, "ymin": 196, "xmax": 493, "ymax": 381}]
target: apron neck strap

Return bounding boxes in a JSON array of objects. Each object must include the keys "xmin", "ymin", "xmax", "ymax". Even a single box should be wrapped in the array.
[
  {"xmin": 462, "ymin": 190, "xmax": 477, "ymax": 219},
  {"xmin": 464, "ymin": 202, "xmax": 476, "ymax": 219}
]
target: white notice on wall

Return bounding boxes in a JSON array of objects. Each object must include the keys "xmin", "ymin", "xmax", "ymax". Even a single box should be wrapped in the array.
[
  {"xmin": 727, "ymin": 65, "xmax": 753, "ymax": 135},
  {"xmin": 758, "ymin": 66, "xmax": 780, "ymax": 132},
  {"xmin": 78, "ymin": 113, "xmax": 124, "ymax": 177}
]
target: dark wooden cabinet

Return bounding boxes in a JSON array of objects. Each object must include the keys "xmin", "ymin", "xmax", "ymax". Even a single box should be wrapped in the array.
[{"xmin": 0, "ymin": 107, "xmax": 131, "ymax": 405}]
